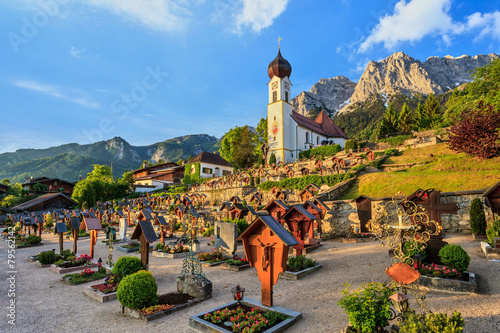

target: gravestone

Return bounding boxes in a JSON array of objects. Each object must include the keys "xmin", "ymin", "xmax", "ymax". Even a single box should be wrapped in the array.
[
  {"xmin": 119, "ymin": 218, "xmax": 128, "ymax": 241},
  {"xmin": 214, "ymin": 221, "xmax": 238, "ymax": 255}
]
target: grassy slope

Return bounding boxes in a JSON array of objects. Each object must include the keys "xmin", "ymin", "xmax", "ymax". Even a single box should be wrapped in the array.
[{"xmin": 340, "ymin": 143, "xmax": 500, "ymax": 199}]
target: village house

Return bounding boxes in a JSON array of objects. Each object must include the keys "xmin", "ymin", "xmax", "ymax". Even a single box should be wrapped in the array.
[
  {"xmin": 133, "ymin": 162, "xmax": 185, "ymax": 192},
  {"xmin": 22, "ymin": 177, "xmax": 75, "ymax": 194},
  {"xmin": 187, "ymin": 151, "xmax": 233, "ymax": 178}
]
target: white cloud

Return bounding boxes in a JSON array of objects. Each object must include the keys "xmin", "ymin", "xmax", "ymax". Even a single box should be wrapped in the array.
[
  {"xmin": 69, "ymin": 46, "xmax": 85, "ymax": 58},
  {"xmin": 234, "ymin": 0, "xmax": 289, "ymax": 33},
  {"xmin": 359, "ymin": 0, "xmax": 460, "ymax": 52},
  {"xmin": 358, "ymin": 0, "xmax": 500, "ymax": 52},
  {"xmin": 14, "ymin": 80, "xmax": 100, "ymax": 108}
]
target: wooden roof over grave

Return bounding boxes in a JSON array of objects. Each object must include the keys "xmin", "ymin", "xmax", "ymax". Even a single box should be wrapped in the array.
[
  {"xmin": 282, "ymin": 204, "xmax": 317, "ymax": 221},
  {"xmin": 23, "ymin": 217, "xmax": 34, "ymax": 226},
  {"xmin": 483, "ymin": 180, "xmax": 500, "ymax": 197},
  {"xmin": 81, "ymin": 217, "xmax": 102, "ymax": 230},
  {"xmin": 155, "ymin": 215, "xmax": 168, "ymax": 226},
  {"xmin": 220, "ymin": 202, "xmax": 233, "ymax": 211},
  {"xmin": 303, "ymin": 200, "xmax": 322, "ymax": 214},
  {"xmin": 236, "ymin": 215, "xmax": 298, "ymax": 246},
  {"xmin": 299, "ymin": 188, "xmax": 314, "ymax": 197},
  {"xmin": 136, "ymin": 210, "xmax": 153, "ymax": 220},
  {"xmin": 263, "ymin": 200, "xmax": 289, "ymax": 212},
  {"xmin": 54, "ymin": 222, "xmax": 68, "ymax": 233},
  {"xmin": 306, "ymin": 183, "xmax": 321, "ymax": 191},
  {"xmin": 188, "ymin": 206, "xmax": 201, "ymax": 218},
  {"xmin": 70, "ymin": 216, "xmax": 80, "ymax": 230},
  {"xmin": 131, "ymin": 220, "xmax": 158, "ymax": 243},
  {"xmin": 231, "ymin": 203, "xmax": 248, "ymax": 212}
]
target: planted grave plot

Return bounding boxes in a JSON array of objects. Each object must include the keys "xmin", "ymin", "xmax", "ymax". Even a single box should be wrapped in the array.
[
  {"xmin": 197, "ymin": 248, "xmax": 230, "ymax": 267},
  {"xmin": 152, "ymin": 243, "xmax": 191, "ymax": 258},
  {"xmin": 221, "ymin": 256, "xmax": 251, "ymax": 271},
  {"xmin": 117, "ymin": 241, "xmax": 141, "ymax": 253},
  {"xmin": 84, "ymin": 275, "xmax": 119, "ymax": 303},
  {"xmin": 62, "ymin": 268, "xmax": 109, "ymax": 285},
  {"xmin": 279, "ymin": 255, "xmax": 322, "ymax": 280},
  {"xmin": 51, "ymin": 254, "xmax": 97, "ymax": 274}
]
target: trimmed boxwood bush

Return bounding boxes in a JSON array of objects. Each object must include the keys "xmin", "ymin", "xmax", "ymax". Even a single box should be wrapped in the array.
[
  {"xmin": 438, "ymin": 244, "xmax": 470, "ymax": 273},
  {"xmin": 112, "ymin": 256, "xmax": 143, "ymax": 282},
  {"xmin": 117, "ymin": 270, "xmax": 158, "ymax": 309},
  {"xmin": 287, "ymin": 255, "xmax": 317, "ymax": 272},
  {"xmin": 38, "ymin": 251, "xmax": 56, "ymax": 265},
  {"xmin": 469, "ymin": 198, "xmax": 487, "ymax": 235}
]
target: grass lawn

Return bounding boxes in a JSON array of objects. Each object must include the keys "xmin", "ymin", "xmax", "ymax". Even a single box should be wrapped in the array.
[{"xmin": 340, "ymin": 143, "xmax": 500, "ymax": 199}]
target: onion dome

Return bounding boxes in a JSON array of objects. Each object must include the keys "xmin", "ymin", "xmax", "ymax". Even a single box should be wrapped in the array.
[{"xmin": 267, "ymin": 48, "xmax": 292, "ymax": 79}]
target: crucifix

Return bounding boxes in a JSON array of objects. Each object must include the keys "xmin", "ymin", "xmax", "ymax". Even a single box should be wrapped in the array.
[{"xmin": 277, "ymin": 36, "xmax": 282, "ymax": 48}]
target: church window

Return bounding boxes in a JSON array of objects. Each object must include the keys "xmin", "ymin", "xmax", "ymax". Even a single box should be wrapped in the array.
[
  {"xmin": 317, "ymin": 136, "xmax": 320, "ymax": 145},
  {"xmin": 274, "ymin": 116, "xmax": 276, "ymax": 121},
  {"xmin": 274, "ymin": 136, "xmax": 276, "ymax": 141},
  {"xmin": 272, "ymin": 91, "xmax": 277, "ymax": 103},
  {"xmin": 285, "ymin": 91, "xmax": 289, "ymax": 102},
  {"xmin": 306, "ymin": 132, "xmax": 310, "ymax": 143}
]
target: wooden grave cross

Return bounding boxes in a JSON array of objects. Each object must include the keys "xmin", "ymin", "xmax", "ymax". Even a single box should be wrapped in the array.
[
  {"xmin": 81, "ymin": 217, "xmax": 102, "ymax": 259},
  {"xmin": 54, "ymin": 222, "xmax": 68, "ymax": 254},
  {"xmin": 70, "ymin": 216, "xmax": 81, "ymax": 254},
  {"xmin": 131, "ymin": 221, "xmax": 158, "ymax": 270}
]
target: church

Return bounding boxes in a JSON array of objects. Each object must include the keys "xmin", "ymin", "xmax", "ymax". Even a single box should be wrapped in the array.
[{"xmin": 267, "ymin": 47, "xmax": 348, "ymax": 164}]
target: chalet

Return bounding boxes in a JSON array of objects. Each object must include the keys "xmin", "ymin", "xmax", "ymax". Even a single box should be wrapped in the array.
[
  {"xmin": 22, "ymin": 177, "xmax": 75, "ymax": 194},
  {"xmin": 187, "ymin": 151, "xmax": 234, "ymax": 178},
  {"xmin": 133, "ymin": 162, "xmax": 185, "ymax": 192},
  {"xmin": 12, "ymin": 193, "xmax": 77, "ymax": 213}
]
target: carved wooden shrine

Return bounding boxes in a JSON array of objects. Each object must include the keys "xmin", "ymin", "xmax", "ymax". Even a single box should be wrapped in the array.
[
  {"xmin": 70, "ymin": 216, "xmax": 80, "ymax": 254},
  {"xmin": 54, "ymin": 222, "xmax": 68, "ymax": 254},
  {"xmin": 299, "ymin": 188, "xmax": 314, "ymax": 202},
  {"xmin": 281, "ymin": 205, "xmax": 318, "ymax": 255},
  {"xmin": 136, "ymin": 209, "xmax": 153, "ymax": 222},
  {"xmin": 131, "ymin": 220, "xmax": 158, "ymax": 270},
  {"xmin": 154, "ymin": 215, "xmax": 170, "ymax": 245},
  {"xmin": 263, "ymin": 200, "xmax": 289, "ymax": 222},
  {"xmin": 80, "ymin": 217, "xmax": 102, "ymax": 259},
  {"xmin": 302, "ymin": 200, "xmax": 324, "ymax": 234},
  {"xmin": 237, "ymin": 215, "xmax": 298, "ymax": 307}
]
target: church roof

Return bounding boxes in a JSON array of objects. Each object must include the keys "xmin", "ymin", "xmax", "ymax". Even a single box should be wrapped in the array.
[
  {"xmin": 291, "ymin": 110, "xmax": 348, "ymax": 139},
  {"xmin": 189, "ymin": 152, "xmax": 233, "ymax": 168},
  {"xmin": 268, "ymin": 48, "xmax": 292, "ymax": 79}
]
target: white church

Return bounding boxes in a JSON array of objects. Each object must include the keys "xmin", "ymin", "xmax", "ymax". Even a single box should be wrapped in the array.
[{"xmin": 266, "ymin": 47, "xmax": 348, "ymax": 164}]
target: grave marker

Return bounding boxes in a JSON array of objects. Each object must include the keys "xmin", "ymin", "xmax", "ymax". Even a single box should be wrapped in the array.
[
  {"xmin": 131, "ymin": 220, "xmax": 158, "ymax": 270},
  {"xmin": 81, "ymin": 217, "xmax": 102, "ymax": 259}
]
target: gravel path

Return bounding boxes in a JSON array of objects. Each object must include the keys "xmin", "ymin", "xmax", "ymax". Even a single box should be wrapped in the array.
[{"xmin": 1, "ymin": 233, "xmax": 499, "ymax": 333}]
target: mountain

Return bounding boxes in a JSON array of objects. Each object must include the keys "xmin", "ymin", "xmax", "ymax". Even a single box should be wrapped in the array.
[
  {"xmin": 0, "ymin": 134, "xmax": 218, "ymax": 183},
  {"xmin": 340, "ymin": 52, "xmax": 498, "ymax": 114},
  {"xmin": 292, "ymin": 76, "xmax": 356, "ymax": 117}
]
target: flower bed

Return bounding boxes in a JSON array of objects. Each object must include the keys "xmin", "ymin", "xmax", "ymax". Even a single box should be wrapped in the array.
[
  {"xmin": 15, "ymin": 235, "xmax": 43, "ymax": 248},
  {"xmin": 417, "ymin": 271, "xmax": 476, "ymax": 293},
  {"xmin": 155, "ymin": 243, "xmax": 190, "ymax": 254},
  {"xmin": 198, "ymin": 249, "xmax": 230, "ymax": 266},
  {"xmin": 189, "ymin": 297, "xmax": 301, "ymax": 333},
  {"xmin": 121, "ymin": 292, "xmax": 203, "ymax": 322},
  {"xmin": 117, "ymin": 241, "xmax": 141, "ymax": 253},
  {"xmin": 481, "ymin": 241, "xmax": 500, "ymax": 260},
  {"xmin": 84, "ymin": 277, "xmax": 119, "ymax": 303},
  {"xmin": 50, "ymin": 254, "xmax": 97, "ymax": 274},
  {"xmin": 279, "ymin": 255, "xmax": 322, "ymax": 280},
  {"xmin": 62, "ymin": 268, "xmax": 108, "ymax": 285},
  {"xmin": 221, "ymin": 256, "xmax": 251, "ymax": 272}
]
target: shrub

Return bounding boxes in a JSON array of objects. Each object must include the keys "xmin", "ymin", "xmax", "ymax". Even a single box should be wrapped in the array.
[
  {"xmin": 258, "ymin": 174, "xmax": 347, "ymax": 191},
  {"xmin": 26, "ymin": 235, "xmax": 42, "ymax": 244},
  {"xmin": 486, "ymin": 217, "xmax": 500, "ymax": 247},
  {"xmin": 112, "ymin": 256, "xmax": 143, "ymax": 281},
  {"xmin": 402, "ymin": 241, "xmax": 427, "ymax": 263},
  {"xmin": 269, "ymin": 153, "xmax": 276, "ymax": 165},
  {"xmin": 287, "ymin": 255, "xmax": 317, "ymax": 271},
  {"xmin": 54, "ymin": 259, "xmax": 66, "ymax": 266},
  {"xmin": 38, "ymin": 251, "xmax": 56, "ymax": 265},
  {"xmin": 117, "ymin": 270, "xmax": 158, "ymax": 309},
  {"xmin": 202, "ymin": 226, "xmax": 214, "ymax": 237},
  {"xmin": 439, "ymin": 244, "xmax": 470, "ymax": 272},
  {"xmin": 338, "ymin": 282, "xmax": 393, "ymax": 333},
  {"xmin": 400, "ymin": 310, "xmax": 464, "ymax": 333},
  {"xmin": 61, "ymin": 249, "xmax": 74, "ymax": 260},
  {"xmin": 222, "ymin": 218, "xmax": 249, "ymax": 235},
  {"xmin": 344, "ymin": 139, "xmax": 358, "ymax": 152},
  {"xmin": 379, "ymin": 134, "xmax": 412, "ymax": 147},
  {"xmin": 299, "ymin": 144, "xmax": 342, "ymax": 159},
  {"xmin": 469, "ymin": 198, "xmax": 486, "ymax": 235}
]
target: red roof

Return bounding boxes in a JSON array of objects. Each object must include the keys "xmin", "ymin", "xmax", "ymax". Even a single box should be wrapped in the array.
[{"xmin": 291, "ymin": 110, "xmax": 347, "ymax": 139}]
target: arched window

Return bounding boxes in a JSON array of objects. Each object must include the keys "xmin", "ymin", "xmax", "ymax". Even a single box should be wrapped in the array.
[
  {"xmin": 306, "ymin": 132, "xmax": 310, "ymax": 143},
  {"xmin": 285, "ymin": 91, "xmax": 289, "ymax": 103},
  {"xmin": 272, "ymin": 91, "xmax": 277, "ymax": 103},
  {"xmin": 317, "ymin": 136, "xmax": 320, "ymax": 146}
]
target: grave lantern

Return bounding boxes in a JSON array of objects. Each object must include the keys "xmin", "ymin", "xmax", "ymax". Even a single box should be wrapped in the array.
[
  {"xmin": 131, "ymin": 220, "xmax": 158, "ymax": 270},
  {"xmin": 97, "ymin": 258, "xmax": 102, "ymax": 269},
  {"xmin": 80, "ymin": 217, "xmax": 102, "ymax": 259},
  {"xmin": 236, "ymin": 215, "xmax": 298, "ymax": 307},
  {"xmin": 412, "ymin": 253, "xmax": 424, "ymax": 270},
  {"xmin": 389, "ymin": 292, "xmax": 409, "ymax": 315},
  {"xmin": 231, "ymin": 285, "xmax": 245, "ymax": 304},
  {"xmin": 54, "ymin": 222, "xmax": 68, "ymax": 254}
]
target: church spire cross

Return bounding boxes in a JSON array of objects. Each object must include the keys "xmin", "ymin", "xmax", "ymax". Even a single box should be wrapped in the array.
[{"xmin": 277, "ymin": 36, "xmax": 282, "ymax": 48}]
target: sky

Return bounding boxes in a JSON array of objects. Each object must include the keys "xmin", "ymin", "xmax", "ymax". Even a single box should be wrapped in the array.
[{"xmin": 1, "ymin": 0, "xmax": 499, "ymax": 154}]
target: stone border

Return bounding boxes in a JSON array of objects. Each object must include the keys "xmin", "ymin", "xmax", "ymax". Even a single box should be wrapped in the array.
[
  {"xmin": 341, "ymin": 238, "xmax": 374, "ymax": 243},
  {"xmin": 279, "ymin": 264, "xmax": 322, "ymax": 281},
  {"xmin": 101, "ymin": 239, "xmax": 128, "ymax": 245},
  {"xmin": 16, "ymin": 242, "xmax": 44, "ymax": 249},
  {"xmin": 417, "ymin": 271, "xmax": 477, "ymax": 293},
  {"xmin": 152, "ymin": 251, "xmax": 198, "ymax": 259},
  {"xmin": 201, "ymin": 261, "xmax": 225, "ymax": 267},
  {"xmin": 84, "ymin": 285, "xmax": 118, "ymax": 303},
  {"xmin": 121, "ymin": 296, "xmax": 206, "ymax": 322},
  {"xmin": 116, "ymin": 245, "xmax": 140, "ymax": 253},
  {"xmin": 61, "ymin": 274, "xmax": 106, "ymax": 286},
  {"xmin": 36, "ymin": 261, "xmax": 51, "ymax": 268},
  {"xmin": 481, "ymin": 242, "xmax": 500, "ymax": 260},
  {"xmin": 189, "ymin": 297, "xmax": 301, "ymax": 333},
  {"xmin": 50, "ymin": 263, "xmax": 98, "ymax": 274},
  {"xmin": 220, "ymin": 263, "xmax": 251, "ymax": 272}
]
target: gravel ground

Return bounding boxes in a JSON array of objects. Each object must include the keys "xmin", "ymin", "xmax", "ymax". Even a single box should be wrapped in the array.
[{"xmin": 1, "ymin": 232, "xmax": 499, "ymax": 333}]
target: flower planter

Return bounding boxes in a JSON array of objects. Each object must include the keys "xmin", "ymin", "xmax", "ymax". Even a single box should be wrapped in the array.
[
  {"xmin": 50, "ymin": 263, "xmax": 98, "ymax": 274},
  {"xmin": 152, "ymin": 250, "xmax": 198, "ymax": 258},
  {"xmin": 16, "ymin": 242, "xmax": 44, "ymax": 249},
  {"xmin": 121, "ymin": 294, "xmax": 205, "ymax": 322},
  {"xmin": 189, "ymin": 297, "xmax": 302, "ymax": 333},
  {"xmin": 279, "ymin": 264, "xmax": 322, "ymax": 281},
  {"xmin": 481, "ymin": 241, "xmax": 500, "ymax": 260},
  {"xmin": 416, "ymin": 271, "xmax": 477, "ymax": 293},
  {"xmin": 220, "ymin": 262, "xmax": 251, "ymax": 272},
  {"xmin": 84, "ymin": 285, "xmax": 118, "ymax": 303}
]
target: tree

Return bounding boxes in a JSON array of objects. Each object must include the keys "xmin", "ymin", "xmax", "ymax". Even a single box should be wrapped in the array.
[
  {"xmin": 253, "ymin": 117, "xmax": 268, "ymax": 159},
  {"xmin": 269, "ymin": 153, "xmax": 276, "ymax": 166},
  {"xmin": 378, "ymin": 104, "xmax": 398, "ymax": 137},
  {"xmin": 422, "ymin": 94, "xmax": 441, "ymax": 128},
  {"xmin": 233, "ymin": 126, "xmax": 257, "ymax": 169},
  {"xmin": 176, "ymin": 158, "xmax": 184, "ymax": 165},
  {"xmin": 397, "ymin": 102, "xmax": 413, "ymax": 133},
  {"xmin": 445, "ymin": 59, "xmax": 500, "ymax": 123},
  {"xmin": 155, "ymin": 159, "xmax": 165, "ymax": 165},
  {"xmin": 469, "ymin": 198, "xmax": 487, "ymax": 235},
  {"xmin": 448, "ymin": 103, "xmax": 500, "ymax": 159},
  {"xmin": 413, "ymin": 101, "xmax": 427, "ymax": 130},
  {"xmin": 1, "ymin": 179, "xmax": 10, "ymax": 186}
]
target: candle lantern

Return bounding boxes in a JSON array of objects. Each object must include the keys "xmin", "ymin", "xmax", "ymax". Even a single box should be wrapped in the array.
[{"xmin": 231, "ymin": 285, "xmax": 245, "ymax": 304}]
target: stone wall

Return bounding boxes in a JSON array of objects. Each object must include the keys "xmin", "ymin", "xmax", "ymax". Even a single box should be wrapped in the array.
[
  {"xmin": 320, "ymin": 189, "xmax": 490, "ymax": 237},
  {"xmin": 317, "ymin": 178, "xmax": 356, "ymax": 202}
]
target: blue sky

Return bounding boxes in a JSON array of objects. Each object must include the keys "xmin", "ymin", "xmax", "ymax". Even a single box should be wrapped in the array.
[{"xmin": 1, "ymin": 0, "xmax": 499, "ymax": 154}]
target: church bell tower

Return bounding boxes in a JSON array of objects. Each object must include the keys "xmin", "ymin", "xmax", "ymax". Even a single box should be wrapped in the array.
[{"xmin": 267, "ymin": 46, "xmax": 294, "ymax": 164}]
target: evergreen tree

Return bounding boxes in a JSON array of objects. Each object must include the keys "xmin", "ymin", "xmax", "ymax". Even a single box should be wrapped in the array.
[
  {"xmin": 377, "ymin": 103, "xmax": 399, "ymax": 137},
  {"xmin": 233, "ymin": 126, "xmax": 257, "ymax": 169},
  {"xmin": 422, "ymin": 94, "xmax": 441, "ymax": 128},
  {"xmin": 397, "ymin": 102, "xmax": 413, "ymax": 133}
]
